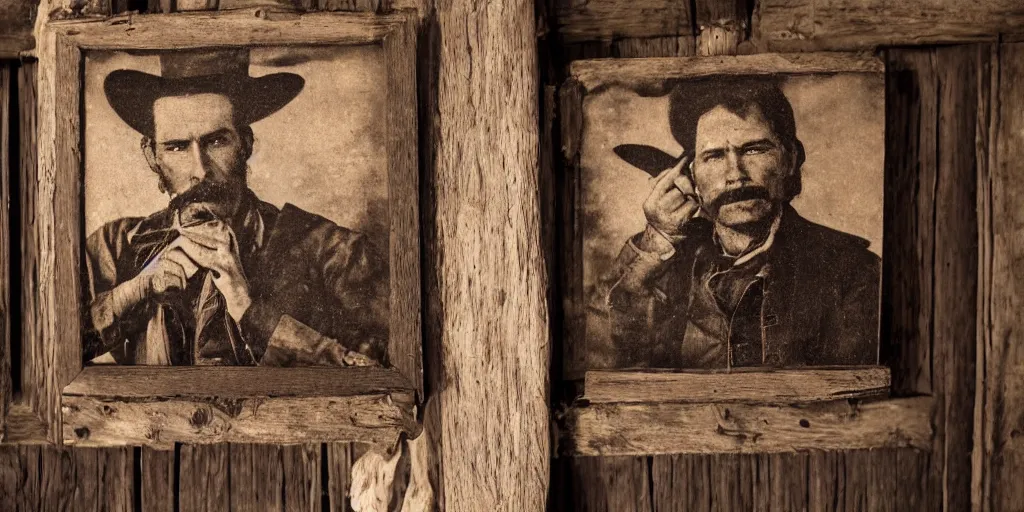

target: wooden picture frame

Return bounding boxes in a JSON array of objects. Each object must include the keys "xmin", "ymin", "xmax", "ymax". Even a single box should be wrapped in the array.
[
  {"xmin": 557, "ymin": 52, "xmax": 933, "ymax": 456},
  {"xmin": 8, "ymin": 9, "xmax": 422, "ymax": 449}
]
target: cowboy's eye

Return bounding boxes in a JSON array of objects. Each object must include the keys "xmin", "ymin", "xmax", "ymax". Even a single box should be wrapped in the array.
[
  {"xmin": 163, "ymin": 142, "xmax": 189, "ymax": 152},
  {"xmin": 743, "ymin": 143, "xmax": 773, "ymax": 155},
  {"xmin": 210, "ymin": 136, "xmax": 228, "ymax": 147},
  {"xmin": 701, "ymin": 150, "xmax": 725, "ymax": 162}
]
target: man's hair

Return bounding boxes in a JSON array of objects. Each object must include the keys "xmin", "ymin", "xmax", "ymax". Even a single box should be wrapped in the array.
[{"xmin": 669, "ymin": 76, "xmax": 805, "ymax": 201}]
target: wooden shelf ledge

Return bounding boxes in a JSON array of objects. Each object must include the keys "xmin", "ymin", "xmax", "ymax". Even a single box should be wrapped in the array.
[
  {"xmin": 560, "ymin": 395, "xmax": 933, "ymax": 456},
  {"xmin": 61, "ymin": 366, "xmax": 420, "ymax": 449},
  {"xmin": 584, "ymin": 366, "xmax": 892, "ymax": 404}
]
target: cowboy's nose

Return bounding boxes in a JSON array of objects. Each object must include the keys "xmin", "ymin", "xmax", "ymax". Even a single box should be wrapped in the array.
[{"xmin": 188, "ymin": 143, "xmax": 209, "ymax": 180}]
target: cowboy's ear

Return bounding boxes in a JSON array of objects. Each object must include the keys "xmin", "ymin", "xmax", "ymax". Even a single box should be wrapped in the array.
[{"xmin": 141, "ymin": 136, "xmax": 161, "ymax": 173}]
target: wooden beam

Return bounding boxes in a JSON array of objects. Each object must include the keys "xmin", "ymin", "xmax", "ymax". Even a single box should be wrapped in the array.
[
  {"xmin": 63, "ymin": 365, "xmax": 414, "ymax": 398},
  {"xmin": 428, "ymin": 0, "xmax": 549, "ymax": 506},
  {"xmin": 562, "ymin": 397, "xmax": 933, "ymax": 456},
  {"xmin": 0, "ymin": 64, "xmax": 10, "ymax": 442},
  {"xmin": 567, "ymin": 52, "xmax": 883, "ymax": 93},
  {"xmin": 753, "ymin": 0, "xmax": 1024, "ymax": 51},
  {"xmin": 584, "ymin": 367, "xmax": 891, "ymax": 404},
  {"xmin": 62, "ymin": 390, "xmax": 418, "ymax": 448},
  {"xmin": 979, "ymin": 41, "xmax": 1024, "ymax": 512},
  {"xmin": 550, "ymin": 0, "xmax": 693, "ymax": 43}
]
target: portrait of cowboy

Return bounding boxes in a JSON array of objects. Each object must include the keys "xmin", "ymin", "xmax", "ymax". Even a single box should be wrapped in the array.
[
  {"xmin": 82, "ymin": 48, "xmax": 389, "ymax": 367},
  {"xmin": 587, "ymin": 74, "xmax": 883, "ymax": 369}
]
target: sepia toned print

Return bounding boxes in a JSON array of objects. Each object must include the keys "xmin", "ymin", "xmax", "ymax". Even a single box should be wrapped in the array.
[
  {"xmin": 584, "ymin": 72, "xmax": 884, "ymax": 370},
  {"xmin": 83, "ymin": 46, "xmax": 390, "ymax": 367}
]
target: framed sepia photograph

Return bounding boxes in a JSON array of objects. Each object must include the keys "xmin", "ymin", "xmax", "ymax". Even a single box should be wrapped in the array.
[
  {"xmin": 20, "ymin": 10, "xmax": 421, "ymax": 447},
  {"xmin": 556, "ymin": 54, "xmax": 936, "ymax": 457},
  {"xmin": 563, "ymin": 53, "xmax": 884, "ymax": 375}
]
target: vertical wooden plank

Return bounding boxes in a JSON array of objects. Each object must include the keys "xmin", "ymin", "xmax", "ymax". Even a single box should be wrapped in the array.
[
  {"xmin": 882, "ymin": 47, "xmax": 940, "ymax": 510},
  {"xmin": 571, "ymin": 456, "xmax": 651, "ymax": 512},
  {"xmin": 710, "ymin": 454, "xmax": 754, "ymax": 512},
  {"xmin": 179, "ymin": 444, "xmax": 229, "ymax": 512},
  {"xmin": 327, "ymin": 443, "xmax": 353, "ymax": 511},
  {"xmin": 17, "ymin": 61, "xmax": 37, "ymax": 425},
  {"xmin": 650, "ymin": 454, "xmax": 711, "ymax": 512},
  {"xmin": 867, "ymin": 449, "xmax": 897, "ymax": 512},
  {"xmin": 768, "ymin": 452, "xmax": 808, "ymax": 512},
  {"xmin": 807, "ymin": 450, "xmax": 842, "ymax": 512},
  {"xmin": 99, "ymin": 447, "xmax": 134, "ymax": 512},
  {"xmin": 229, "ymin": 444, "xmax": 284, "ymax": 511},
  {"xmin": 429, "ymin": 0, "xmax": 549, "ymax": 506},
  {"xmin": 72, "ymin": 448, "xmax": 100, "ymax": 512},
  {"xmin": 0, "ymin": 63, "xmax": 10, "ymax": 441},
  {"xmin": 0, "ymin": 446, "xmax": 19, "ymax": 507},
  {"xmin": 39, "ymin": 446, "xmax": 76, "ymax": 511},
  {"xmin": 282, "ymin": 443, "xmax": 321, "ymax": 512},
  {"xmin": 931, "ymin": 44, "xmax": 982, "ymax": 512},
  {"xmin": 694, "ymin": 0, "xmax": 747, "ymax": 56},
  {"xmin": 841, "ymin": 450, "xmax": 869, "ymax": 512},
  {"xmin": 141, "ymin": 447, "xmax": 176, "ymax": 512},
  {"xmin": 895, "ymin": 449, "xmax": 929, "ymax": 512},
  {"xmin": 983, "ymin": 41, "xmax": 1024, "ymax": 512}
]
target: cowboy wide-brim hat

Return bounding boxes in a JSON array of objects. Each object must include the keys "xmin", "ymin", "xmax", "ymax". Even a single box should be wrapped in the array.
[{"xmin": 104, "ymin": 48, "xmax": 305, "ymax": 137}]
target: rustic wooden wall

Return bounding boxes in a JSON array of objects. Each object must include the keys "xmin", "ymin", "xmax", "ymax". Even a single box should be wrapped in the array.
[
  {"xmin": 541, "ymin": 0, "xmax": 1021, "ymax": 510},
  {"xmin": 1, "ymin": 0, "xmax": 1023, "ymax": 510}
]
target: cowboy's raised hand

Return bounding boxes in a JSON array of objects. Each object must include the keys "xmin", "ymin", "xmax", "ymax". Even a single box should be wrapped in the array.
[
  {"xmin": 173, "ymin": 220, "xmax": 253, "ymax": 321},
  {"xmin": 641, "ymin": 156, "xmax": 699, "ymax": 244}
]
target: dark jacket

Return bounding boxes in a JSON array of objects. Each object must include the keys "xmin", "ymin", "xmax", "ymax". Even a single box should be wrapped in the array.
[
  {"xmin": 598, "ymin": 206, "xmax": 880, "ymax": 369},
  {"xmin": 83, "ymin": 196, "xmax": 388, "ymax": 366}
]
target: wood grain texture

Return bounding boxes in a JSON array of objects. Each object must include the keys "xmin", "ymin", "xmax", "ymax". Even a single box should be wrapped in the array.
[
  {"xmin": 650, "ymin": 454, "xmax": 712, "ymax": 511},
  {"xmin": 382, "ymin": 14, "xmax": 423, "ymax": 397},
  {"xmin": 179, "ymin": 444, "xmax": 229, "ymax": 512},
  {"xmin": 33, "ymin": 26, "xmax": 84, "ymax": 444},
  {"xmin": 229, "ymin": 444, "xmax": 285, "ymax": 511},
  {"xmin": 929, "ymin": 44, "xmax": 984, "ymax": 512},
  {"xmin": 17, "ymin": 61, "xmax": 39, "ymax": 424},
  {"xmin": 584, "ymin": 367, "xmax": 891, "ymax": 404},
  {"xmin": 0, "ymin": 64, "xmax": 10, "ymax": 441},
  {"xmin": 429, "ymin": 0, "xmax": 549, "ymax": 507},
  {"xmin": 281, "ymin": 443, "xmax": 321, "ymax": 512},
  {"xmin": 753, "ymin": 0, "xmax": 1024, "ymax": 51},
  {"xmin": 141, "ymin": 447, "xmax": 175, "ymax": 512},
  {"xmin": 568, "ymin": 52, "xmax": 883, "ymax": 99},
  {"xmin": 570, "ymin": 456, "xmax": 651, "ymax": 511},
  {"xmin": 981, "ymin": 41, "xmax": 1024, "ymax": 512},
  {"xmin": 50, "ymin": 9, "xmax": 408, "ymax": 48},
  {"xmin": 64, "ymin": 365, "xmax": 414, "ymax": 397},
  {"xmin": 327, "ymin": 443, "xmax": 354, "ymax": 510},
  {"xmin": 564, "ymin": 397, "xmax": 933, "ymax": 456},
  {"xmin": 694, "ymin": 0, "xmax": 746, "ymax": 56},
  {"xmin": 550, "ymin": 0, "xmax": 693, "ymax": 43},
  {"xmin": 0, "ymin": 0, "xmax": 35, "ymax": 58},
  {"xmin": 62, "ymin": 391, "xmax": 417, "ymax": 448}
]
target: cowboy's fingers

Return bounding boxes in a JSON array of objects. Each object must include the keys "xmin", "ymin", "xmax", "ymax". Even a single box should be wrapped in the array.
[
  {"xmin": 651, "ymin": 159, "xmax": 686, "ymax": 196},
  {"xmin": 175, "ymin": 237, "xmax": 224, "ymax": 271},
  {"xmin": 179, "ymin": 226, "xmax": 229, "ymax": 252},
  {"xmin": 162, "ymin": 248, "xmax": 200, "ymax": 278}
]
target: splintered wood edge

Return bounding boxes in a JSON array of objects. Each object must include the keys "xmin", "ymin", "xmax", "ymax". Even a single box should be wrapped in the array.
[
  {"xmin": 47, "ymin": 9, "xmax": 414, "ymax": 49},
  {"xmin": 584, "ymin": 366, "xmax": 891, "ymax": 404},
  {"xmin": 62, "ymin": 365, "xmax": 416, "ymax": 398},
  {"xmin": 61, "ymin": 391, "xmax": 420, "ymax": 449},
  {"xmin": 560, "ymin": 396, "xmax": 933, "ymax": 456},
  {"xmin": 568, "ymin": 52, "xmax": 884, "ymax": 92}
]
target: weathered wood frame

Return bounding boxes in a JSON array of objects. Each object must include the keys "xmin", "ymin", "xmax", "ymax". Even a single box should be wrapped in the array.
[
  {"xmin": 10, "ymin": 9, "xmax": 422, "ymax": 448},
  {"xmin": 558, "ymin": 52, "xmax": 934, "ymax": 456}
]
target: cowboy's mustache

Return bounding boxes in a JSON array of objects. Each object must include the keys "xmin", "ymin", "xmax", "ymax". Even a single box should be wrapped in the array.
[
  {"xmin": 168, "ymin": 179, "xmax": 238, "ymax": 213},
  {"xmin": 707, "ymin": 186, "xmax": 771, "ymax": 212}
]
